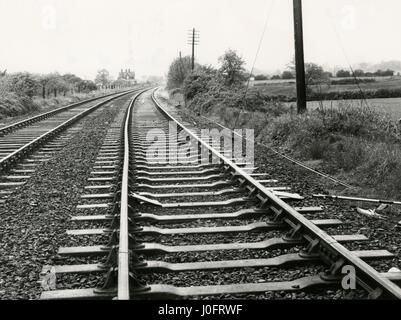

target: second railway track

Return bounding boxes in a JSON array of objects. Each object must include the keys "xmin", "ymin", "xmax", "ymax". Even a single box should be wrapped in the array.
[
  {"xmin": 39, "ymin": 88, "xmax": 401, "ymax": 300},
  {"xmin": 0, "ymin": 89, "xmax": 143, "ymax": 206}
]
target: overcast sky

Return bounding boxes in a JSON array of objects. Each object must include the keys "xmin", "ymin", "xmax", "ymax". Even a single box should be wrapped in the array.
[{"xmin": 1, "ymin": 0, "xmax": 400, "ymax": 80}]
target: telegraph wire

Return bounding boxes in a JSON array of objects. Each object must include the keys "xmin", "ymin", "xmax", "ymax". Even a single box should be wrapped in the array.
[
  {"xmin": 233, "ymin": 0, "xmax": 276, "ymax": 127},
  {"xmin": 324, "ymin": 5, "xmax": 371, "ymax": 109}
]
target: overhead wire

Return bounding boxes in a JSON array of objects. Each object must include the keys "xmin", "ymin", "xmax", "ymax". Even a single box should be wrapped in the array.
[
  {"xmin": 200, "ymin": 114, "xmax": 354, "ymax": 189},
  {"xmin": 233, "ymin": 0, "xmax": 276, "ymax": 128},
  {"xmin": 224, "ymin": 1, "xmax": 356, "ymax": 189},
  {"xmin": 324, "ymin": 4, "xmax": 371, "ymax": 109}
]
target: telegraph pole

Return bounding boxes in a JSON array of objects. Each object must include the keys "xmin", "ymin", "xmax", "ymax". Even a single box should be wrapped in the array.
[
  {"xmin": 179, "ymin": 51, "xmax": 185, "ymax": 81},
  {"xmin": 293, "ymin": 0, "xmax": 307, "ymax": 113},
  {"xmin": 187, "ymin": 28, "xmax": 199, "ymax": 70},
  {"xmin": 191, "ymin": 29, "xmax": 195, "ymax": 70}
]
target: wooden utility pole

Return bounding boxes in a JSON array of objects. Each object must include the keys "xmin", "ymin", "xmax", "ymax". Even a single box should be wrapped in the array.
[
  {"xmin": 187, "ymin": 28, "xmax": 199, "ymax": 70},
  {"xmin": 179, "ymin": 51, "xmax": 185, "ymax": 81},
  {"xmin": 191, "ymin": 28, "xmax": 195, "ymax": 70},
  {"xmin": 293, "ymin": 0, "xmax": 307, "ymax": 113}
]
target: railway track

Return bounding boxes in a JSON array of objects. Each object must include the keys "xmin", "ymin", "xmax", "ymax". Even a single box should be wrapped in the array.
[
  {"xmin": 0, "ymin": 90, "xmax": 141, "ymax": 205},
  {"xmin": 39, "ymin": 88, "xmax": 401, "ymax": 300}
]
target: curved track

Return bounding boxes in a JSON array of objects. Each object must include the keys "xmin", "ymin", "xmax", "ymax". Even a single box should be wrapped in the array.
[
  {"xmin": 0, "ymin": 91, "xmax": 122, "ymax": 137},
  {"xmin": 0, "ymin": 90, "xmax": 141, "ymax": 205},
  {"xmin": 39, "ymin": 88, "xmax": 401, "ymax": 300},
  {"xmin": 0, "ymin": 91, "xmax": 135, "ymax": 170}
]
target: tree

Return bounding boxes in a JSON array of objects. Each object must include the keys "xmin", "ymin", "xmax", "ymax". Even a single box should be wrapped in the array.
[
  {"xmin": 37, "ymin": 73, "xmax": 69, "ymax": 98},
  {"xmin": 374, "ymin": 69, "xmax": 394, "ymax": 77},
  {"xmin": 286, "ymin": 58, "xmax": 328, "ymax": 84},
  {"xmin": 36, "ymin": 74, "xmax": 52, "ymax": 98},
  {"xmin": 271, "ymin": 75, "xmax": 281, "ymax": 80},
  {"xmin": 62, "ymin": 73, "xmax": 83, "ymax": 94},
  {"xmin": 336, "ymin": 69, "xmax": 351, "ymax": 78},
  {"xmin": 218, "ymin": 49, "xmax": 246, "ymax": 86},
  {"xmin": 286, "ymin": 56, "xmax": 296, "ymax": 74},
  {"xmin": 353, "ymin": 69, "xmax": 365, "ymax": 77},
  {"xmin": 166, "ymin": 56, "xmax": 193, "ymax": 89},
  {"xmin": 254, "ymin": 74, "xmax": 269, "ymax": 81},
  {"xmin": 95, "ymin": 69, "xmax": 112, "ymax": 87},
  {"xmin": 45, "ymin": 73, "xmax": 68, "ymax": 97},
  {"xmin": 281, "ymin": 71, "xmax": 294, "ymax": 79},
  {"xmin": 305, "ymin": 63, "xmax": 327, "ymax": 85}
]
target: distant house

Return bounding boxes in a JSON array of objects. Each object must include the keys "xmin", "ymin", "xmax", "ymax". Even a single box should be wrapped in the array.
[{"xmin": 118, "ymin": 68, "xmax": 136, "ymax": 85}]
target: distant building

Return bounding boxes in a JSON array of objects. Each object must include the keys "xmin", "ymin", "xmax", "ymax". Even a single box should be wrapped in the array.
[{"xmin": 118, "ymin": 68, "xmax": 136, "ymax": 85}]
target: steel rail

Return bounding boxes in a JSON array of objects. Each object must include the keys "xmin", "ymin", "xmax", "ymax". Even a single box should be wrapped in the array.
[
  {"xmin": 118, "ymin": 90, "xmax": 148, "ymax": 299},
  {"xmin": 151, "ymin": 89, "xmax": 401, "ymax": 299},
  {"xmin": 0, "ymin": 90, "xmax": 132, "ymax": 137},
  {"xmin": 38, "ymin": 89, "xmax": 149, "ymax": 301},
  {"xmin": 0, "ymin": 90, "xmax": 138, "ymax": 171}
]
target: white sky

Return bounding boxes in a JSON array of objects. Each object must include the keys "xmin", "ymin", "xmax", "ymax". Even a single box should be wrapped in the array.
[{"xmin": 0, "ymin": 0, "xmax": 400, "ymax": 80}]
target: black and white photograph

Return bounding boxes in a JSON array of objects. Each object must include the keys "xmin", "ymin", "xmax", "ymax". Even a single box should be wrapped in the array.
[{"xmin": 1, "ymin": 0, "xmax": 401, "ymax": 309}]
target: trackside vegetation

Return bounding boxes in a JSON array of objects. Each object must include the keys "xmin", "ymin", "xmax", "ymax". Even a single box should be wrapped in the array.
[{"xmin": 166, "ymin": 50, "xmax": 401, "ymax": 198}]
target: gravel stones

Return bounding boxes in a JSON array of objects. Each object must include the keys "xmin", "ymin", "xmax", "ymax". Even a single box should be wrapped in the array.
[{"xmin": 0, "ymin": 95, "xmax": 132, "ymax": 299}]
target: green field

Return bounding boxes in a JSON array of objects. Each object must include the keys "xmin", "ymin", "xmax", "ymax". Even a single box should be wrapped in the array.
[
  {"xmin": 252, "ymin": 76, "xmax": 401, "ymax": 99},
  {"xmin": 282, "ymin": 98, "xmax": 401, "ymax": 120}
]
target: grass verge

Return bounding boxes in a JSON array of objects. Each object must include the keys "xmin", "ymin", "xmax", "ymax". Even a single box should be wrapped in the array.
[{"xmin": 171, "ymin": 86, "xmax": 401, "ymax": 199}]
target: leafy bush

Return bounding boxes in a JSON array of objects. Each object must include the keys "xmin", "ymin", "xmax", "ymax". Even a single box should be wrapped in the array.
[
  {"xmin": 170, "ymin": 88, "xmax": 183, "ymax": 96},
  {"xmin": 183, "ymin": 65, "xmax": 289, "ymax": 118},
  {"xmin": 0, "ymin": 73, "xmax": 41, "ymax": 118},
  {"xmin": 281, "ymin": 71, "xmax": 294, "ymax": 79},
  {"xmin": 336, "ymin": 70, "xmax": 351, "ymax": 77},
  {"xmin": 0, "ymin": 91, "xmax": 38, "ymax": 118},
  {"xmin": 180, "ymin": 52, "xmax": 401, "ymax": 197},
  {"xmin": 167, "ymin": 56, "xmax": 194, "ymax": 90},
  {"xmin": 183, "ymin": 66, "xmax": 220, "ymax": 101},
  {"xmin": 0, "ymin": 73, "xmax": 39, "ymax": 98}
]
